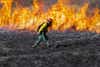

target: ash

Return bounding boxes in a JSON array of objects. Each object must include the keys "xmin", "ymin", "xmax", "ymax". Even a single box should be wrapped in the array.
[{"xmin": 0, "ymin": 30, "xmax": 100, "ymax": 67}]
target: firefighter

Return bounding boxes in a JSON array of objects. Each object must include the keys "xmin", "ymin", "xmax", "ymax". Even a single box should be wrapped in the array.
[{"xmin": 32, "ymin": 18, "xmax": 53, "ymax": 48}]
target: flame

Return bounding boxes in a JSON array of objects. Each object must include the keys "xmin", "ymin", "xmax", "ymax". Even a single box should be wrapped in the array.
[{"xmin": 0, "ymin": 0, "xmax": 100, "ymax": 33}]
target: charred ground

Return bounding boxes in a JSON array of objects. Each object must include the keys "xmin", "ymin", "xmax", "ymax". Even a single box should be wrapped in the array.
[{"xmin": 0, "ymin": 30, "xmax": 100, "ymax": 67}]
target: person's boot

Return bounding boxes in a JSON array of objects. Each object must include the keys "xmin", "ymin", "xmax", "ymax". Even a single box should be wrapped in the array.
[
  {"xmin": 32, "ymin": 43, "xmax": 38, "ymax": 48},
  {"xmin": 46, "ymin": 41, "xmax": 50, "ymax": 48}
]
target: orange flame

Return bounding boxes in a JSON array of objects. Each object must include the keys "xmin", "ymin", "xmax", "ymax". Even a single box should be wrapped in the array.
[{"xmin": 0, "ymin": 0, "xmax": 100, "ymax": 33}]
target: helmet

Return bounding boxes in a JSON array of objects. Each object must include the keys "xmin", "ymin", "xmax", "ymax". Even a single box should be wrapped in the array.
[{"xmin": 47, "ymin": 18, "xmax": 53, "ymax": 23}]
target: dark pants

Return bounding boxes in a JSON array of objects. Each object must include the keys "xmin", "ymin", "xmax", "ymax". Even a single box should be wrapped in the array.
[{"xmin": 34, "ymin": 32, "xmax": 49, "ymax": 47}]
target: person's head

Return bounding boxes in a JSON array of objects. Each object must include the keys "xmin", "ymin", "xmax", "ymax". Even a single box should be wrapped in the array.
[{"xmin": 47, "ymin": 18, "xmax": 53, "ymax": 25}]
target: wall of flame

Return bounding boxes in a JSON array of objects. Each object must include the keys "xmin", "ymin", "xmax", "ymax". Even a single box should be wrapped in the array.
[{"xmin": 0, "ymin": 0, "xmax": 100, "ymax": 33}]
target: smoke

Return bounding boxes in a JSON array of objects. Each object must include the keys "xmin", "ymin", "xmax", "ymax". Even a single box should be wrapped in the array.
[
  {"xmin": 14, "ymin": 0, "xmax": 33, "ymax": 7},
  {"xmin": 13, "ymin": 0, "xmax": 100, "ymax": 8}
]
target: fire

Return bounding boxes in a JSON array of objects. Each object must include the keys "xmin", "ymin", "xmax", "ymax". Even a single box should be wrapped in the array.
[{"xmin": 0, "ymin": 0, "xmax": 100, "ymax": 33}]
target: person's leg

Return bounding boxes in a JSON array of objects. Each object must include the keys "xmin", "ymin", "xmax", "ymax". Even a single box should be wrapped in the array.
[
  {"xmin": 32, "ymin": 35, "xmax": 42, "ymax": 47},
  {"xmin": 42, "ymin": 32, "xmax": 50, "ymax": 47}
]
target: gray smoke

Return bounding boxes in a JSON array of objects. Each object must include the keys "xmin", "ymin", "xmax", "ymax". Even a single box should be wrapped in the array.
[{"xmin": 13, "ymin": 0, "xmax": 100, "ymax": 8}]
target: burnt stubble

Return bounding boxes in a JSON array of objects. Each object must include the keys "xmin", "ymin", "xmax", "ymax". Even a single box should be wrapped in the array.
[{"xmin": 0, "ymin": 30, "xmax": 100, "ymax": 67}]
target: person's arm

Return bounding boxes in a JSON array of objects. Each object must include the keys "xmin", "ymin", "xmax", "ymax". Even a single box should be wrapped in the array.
[{"xmin": 38, "ymin": 23, "xmax": 47, "ymax": 33}]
